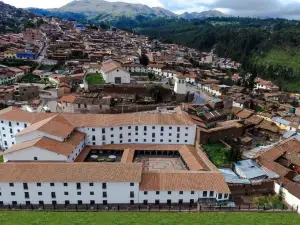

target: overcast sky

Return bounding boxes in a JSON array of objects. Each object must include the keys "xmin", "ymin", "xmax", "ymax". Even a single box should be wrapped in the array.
[{"xmin": 4, "ymin": 0, "xmax": 300, "ymax": 19}]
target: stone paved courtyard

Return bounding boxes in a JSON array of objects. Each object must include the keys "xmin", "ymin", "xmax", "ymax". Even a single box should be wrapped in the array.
[{"xmin": 134, "ymin": 156, "xmax": 187, "ymax": 171}]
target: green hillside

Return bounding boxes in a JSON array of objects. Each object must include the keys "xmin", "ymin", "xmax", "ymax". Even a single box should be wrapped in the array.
[{"xmin": 129, "ymin": 17, "xmax": 300, "ymax": 93}]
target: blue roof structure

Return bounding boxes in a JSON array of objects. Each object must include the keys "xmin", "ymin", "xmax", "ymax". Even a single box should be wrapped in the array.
[
  {"xmin": 272, "ymin": 117, "xmax": 291, "ymax": 126},
  {"xmin": 233, "ymin": 159, "xmax": 267, "ymax": 180},
  {"xmin": 283, "ymin": 130, "xmax": 297, "ymax": 139},
  {"xmin": 219, "ymin": 168, "xmax": 251, "ymax": 184}
]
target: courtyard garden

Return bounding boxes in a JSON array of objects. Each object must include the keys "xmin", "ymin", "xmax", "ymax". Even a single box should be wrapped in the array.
[
  {"xmin": 202, "ymin": 143, "xmax": 232, "ymax": 166},
  {"xmin": 85, "ymin": 73, "xmax": 105, "ymax": 84}
]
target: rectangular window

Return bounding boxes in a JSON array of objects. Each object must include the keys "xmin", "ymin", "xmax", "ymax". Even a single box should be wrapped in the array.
[
  {"xmin": 11, "ymin": 192, "xmax": 15, "ymax": 196},
  {"xmin": 144, "ymin": 126, "xmax": 147, "ymax": 131},
  {"xmin": 102, "ymin": 135, "xmax": 106, "ymax": 141},
  {"xmin": 179, "ymin": 191, "xmax": 183, "ymax": 195},
  {"xmin": 203, "ymin": 191, "xmax": 207, "ymax": 197},
  {"xmin": 130, "ymin": 200, "xmax": 134, "ymax": 205},
  {"xmin": 209, "ymin": 191, "xmax": 214, "ymax": 197},
  {"xmin": 179, "ymin": 199, "xmax": 183, "ymax": 204},
  {"xmin": 92, "ymin": 136, "xmax": 95, "ymax": 141},
  {"xmin": 144, "ymin": 191, "xmax": 148, "ymax": 195},
  {"xmin": 152, "ymin": 133, "xmax": 155, "ymax": 138},
  {"xmin": 135, "ymin": 126, "xmax": 138, "ymax": 131},
  {"xmin": 155, "ymin": 200, "xmax": 160, "ymax": 205},
  {"xmin": 218, "ymin": 193, "xmax": 222, "ymax": 199},
  {"xmin": 64, "ymin": 183, "xmax": 68, "ymax": 187},
  {"xmin": 224, "ymin": 194, "xmax": 228, "ymax": 199},
  {"xmin": 92, "ymin": 128, "xmax": 95, "ymax": 131},
  {"xmin": 130, "ymin": 183, "xmax": 134, "ymax": 186},
  {"xmin": 191, "ymin": 191, "xmax": 195, "ymax": 194},
  {"xmin": 119, "ymin": 127, "xmax": 122, "ymax": 130},
  {"xmin": 130, "ymin": 191, "xmax": 134, "ymax": 198},
  {"xmin": 102, "ymin": 128, "xmax": 105, "ymax": 134},
  {"xmin": 78, "ymin": 200, "xmax": 83, "ymax": 205},
  {"xmin": 90, "ymin": 192, "xmax": 94, "ymax": 195},
  {"xmin": 76, "ymin": 183, "xmax": 81, "ymax": 189},
  {"xmin": 169, "ymin": 127, "xmax": 172, "ymax": 129},
  {"xmin": 110, "ymin": 128, "xmax": 113, "ymax": 131},
  {"xmin": 103, "ymin": 200, "xmax": 107, "ymax": 205},
  {"xmin": 102, "ymin": 183, "xmax": 107, "ymax": 189},
  {"xmin": 9, "ymin": 183, "xmax": 14, "ymax": 187},
  {"xmin": 51, "ymin": 192, "xmax": 56, "ymax": 198},
  {"xmin": 9, "ymin": 122, "xmax": 11, "ymax": 126},
  {"xmin": 23, "ymin": 183, "xmax": 28, "ymax": 190},
  {"xmin": 50, "ymin": 183, "xmax": 55, "ymax": 187},
  {"xmin": 156, "ymin": 191, "xmax": 160, "ymax": 195},
  {"xmin": 152, "ymin": 126, "xmax": 155, "ymax": 129},
  {"xmin": 143, "ymin": 200, "xmax": 148, "ymax": 205},
  {"xmin": 120, "ymin": 134, "xmax": 123, "ymax": 139},
  {"xmin": 167, "ymin": 199, "xmax": 171, "ymax": 205},
  {"xmin": 168, "ymin": 191, "xmax": 171, "ymax": 195},
  {"xmin": 24, "ymin": 124, "xmax": 27, "ymax": 128},
  {"xmin": 128, "ymin": 126, "xmax": 131, "ymax": 129},
  {"xmin": 77, "ymin": 192, "xmax": 81, "ymax": 196},
  {"xmin": 10, "ymin": 128, "xmax": 13, "ymax": 134},
  {"xmin": 103, "ymin": 192, "xmax": 107, "ymax": 198},
  {"xmin": 64, "ymin": 192, "xmax": 69, "ymax": 196},
  {"xmin": 161, "ymin": 127, "xmax": 164, "ymax": 132},
  {"xmin": 177, "ymin": 127, "xmax": 180, "ymax": 132},
  {"xmin": 89, "ymin": 183, "xmax": 94, "ymax": 187},
  {"xmin": 177, "ymin": 134, "xmax": 180, "ymax": 138},
  {"xmin": 37, "ymin": 183, "xmax": 41, "ymax": 187},
  {"xmin": 38, "ymin": 192, "xmax": 42, "ymax": 196},
  {"xmin": 34, "ymin": 157, "xmax": 38, "ymax": 160},
  {"xmin": 90, "ymin": 200, "xmax": 95, "ymax": 205}
]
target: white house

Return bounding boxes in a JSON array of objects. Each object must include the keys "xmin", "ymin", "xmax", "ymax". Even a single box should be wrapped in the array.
[
  {"xmin": 125, "ymin": 64, "xmax": 147, "ymax": 74},
  {"xmin": 101, "ymin": 60, "xmax": 130, "ymax": 84}
]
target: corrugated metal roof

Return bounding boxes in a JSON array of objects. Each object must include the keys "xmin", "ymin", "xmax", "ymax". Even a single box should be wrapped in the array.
[
  {"xmin": 219, "ymin": 168, "xmax": 251, "ymax": 184},
  {"xmin": 283, "ymin": 130, "xmax": 296, "ymax": 139},
  {"xmin": 233, "ymin": 159, "xmax": 267, "ymax": 180},
  {"xmin": 272, "ymin": 117, "xmax": 291, "ymax": 126}
]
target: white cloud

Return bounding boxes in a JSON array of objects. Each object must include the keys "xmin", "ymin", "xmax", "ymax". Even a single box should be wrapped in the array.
[
  {"xmin": 2, "ymin": 0, "xmax": 73, "ymax": 8},
  {"xmin": 2, "ymin": 0, "xmax": 164, "ymax": 9}
]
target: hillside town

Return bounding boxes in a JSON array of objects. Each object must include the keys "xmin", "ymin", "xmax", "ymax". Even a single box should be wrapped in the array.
[{"xmin": 0, "ymin": 15, "xmax": 300, "ymax": 214}]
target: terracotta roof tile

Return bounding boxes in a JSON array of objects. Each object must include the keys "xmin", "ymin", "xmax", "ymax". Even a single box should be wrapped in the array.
[
  {"xmin": 178, "ymin": 145, "xmax": 209, "ymax": 171},
  {"xmin": 5, "ymin": 131, "xmax": 85, "ymax": 157},
  {"xmin": 140, "ymin": 172, "xmax": 230, "ymax": 193},
  {"xmin": 0, "ymin": 163, "xmax": 143, "ymax": 182}
]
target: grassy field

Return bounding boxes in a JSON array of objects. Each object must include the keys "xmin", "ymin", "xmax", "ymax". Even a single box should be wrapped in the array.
[
  {"xmin": 0, "ymin": 155, "xmax": 3, "ymax": 162},
  {"xmin": 0, "ymin": 212, "xmax": 298, "ymax": 225},
  {"xmin": 258, "ymin": 49, "xmax": 300, "ymax": 73},
  {"xmin": 202, "ymin": 143, "xmax": 231, "ymax": 166},
  {"xmin": 86, "ymin": 73, "xmax": 105, "ymax": 84}
]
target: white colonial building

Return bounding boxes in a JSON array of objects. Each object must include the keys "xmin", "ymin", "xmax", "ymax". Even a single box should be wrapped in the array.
[{"xmin": 0, "ymin": 107, "xmax": 230, "ymax": 207}]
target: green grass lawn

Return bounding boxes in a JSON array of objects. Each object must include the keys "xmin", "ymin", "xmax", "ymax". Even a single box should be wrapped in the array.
[
  {"xmin": 86, "ymin": 73, "xmax": 105, "ymax": 84},
  {"xmin": 202, "ymin": 143, "xmax": 231, "ymax": 166},
  {"xmin": 0, "ymin": 212, "xmax": 298, "ymax": 225},
  {"xmin": 0, "ymin": 155, "xmax": 3, "ymax": 162}
]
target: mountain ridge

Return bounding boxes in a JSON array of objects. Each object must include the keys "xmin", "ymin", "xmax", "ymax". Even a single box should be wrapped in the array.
[{"xmin": 27, "ymin": 0, "xmax": 227, "ymax": 21}]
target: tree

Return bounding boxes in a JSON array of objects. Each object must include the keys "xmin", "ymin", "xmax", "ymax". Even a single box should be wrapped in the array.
[{"xmin": 139, "ymin": 54, "xmax": 149, "ymax": 67}]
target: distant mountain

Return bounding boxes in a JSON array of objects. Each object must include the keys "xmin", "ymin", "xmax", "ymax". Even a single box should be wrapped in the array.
[
  {"xmin": 57, "ymin": 0, "xmax": 176, "ymax": 18},
  {"xmin": 179, "ymin": 10, "xmax": 227, "ymax": 19},
  {"xmin": 0, "ymin": 1, "xmax": 36, "ymax": 33},
  {"xmin": 27, "ymin": 0, "xmax": 227, "ymax": 22}
]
